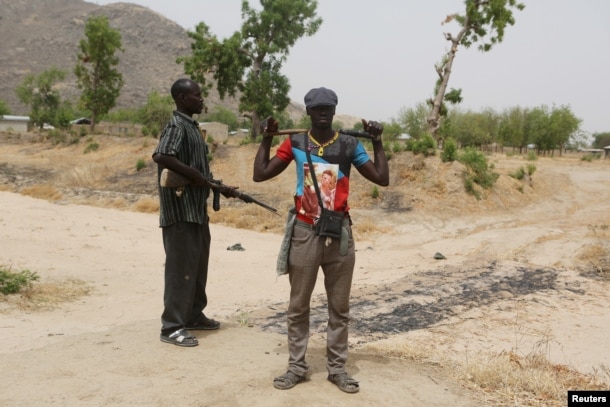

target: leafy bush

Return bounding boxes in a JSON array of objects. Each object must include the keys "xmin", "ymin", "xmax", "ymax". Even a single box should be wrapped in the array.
[
  {"xmin": 391, "ymin": 142, "xmax": 402, "ymax": 154},
  {"xmin": 84, "ymin": 142, "xmax": 99, "ymax": 154},
  {"xmin": 47, "ymin": 129, "xmax": 65, "ymax": 144},
  {"xmin": 371, "ymin": 186, "xmax": 379, "ymax": 199},
  {"xmin": 0, "ymin": 267, "xmax": 39, "ymax": 295},
  {"xmin": 441, "ymin": 138, "xmax": 458, "ymax": 162},
  {"xmin": 407, "ymin": 134, "xmax": 437, "ymax": 156},
  {"xmin": 458, "ymin": 147, "xmax": 499, "ymax": 198},
  {"xmin": 0, "ymin": 99, "xmax": 11, "ymax": 115},
  {"xmin": 510, "ymin": 167, "xmax": 526, "ymax": 180},
  {"xmin": 526, "ymin": 163, "xmax": 536, "ymax": 176},
  {"xmin": 581, "ymin": 153, "xmax": 601, "ymax": 162}
]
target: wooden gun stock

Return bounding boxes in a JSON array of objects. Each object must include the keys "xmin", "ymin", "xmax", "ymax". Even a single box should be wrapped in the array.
[{"xmin": 159, "ymin": 168, "xmax": 279, "ymax": 216}]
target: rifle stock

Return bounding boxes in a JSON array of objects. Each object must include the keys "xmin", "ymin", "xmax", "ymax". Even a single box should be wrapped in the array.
[{"xmin": 159, "ymin": 168, "xmax": 279, "ymax": 216}]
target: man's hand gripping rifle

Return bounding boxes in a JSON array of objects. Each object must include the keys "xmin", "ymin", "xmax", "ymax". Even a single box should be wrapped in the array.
[{"xmin": 159, "ymin": 168, "xmax": 279, "ymax": 216}]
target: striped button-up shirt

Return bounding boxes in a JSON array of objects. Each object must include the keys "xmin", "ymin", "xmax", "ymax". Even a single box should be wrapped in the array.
[{"xmin": 154, "ymin": 111, "xmax": 210, "ymax": 227}]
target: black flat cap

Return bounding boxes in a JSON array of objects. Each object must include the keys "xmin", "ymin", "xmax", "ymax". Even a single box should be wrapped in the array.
[{"xmin": 304, "ymin": 87, "xmax": 338, "ymax": 108}]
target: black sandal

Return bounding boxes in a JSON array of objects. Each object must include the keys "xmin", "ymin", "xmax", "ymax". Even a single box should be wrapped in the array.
[
  {"xmin": 186, "ymin": 316, "xmax": 220, "ymax": 330},
  {"xmin": 160, "ymin": 329, "xmax": 198, "ymax": 347},
  {"xmin": 327, "ymin": 373, "xmax": 359, "ymax": 393},
  {"xmin": 273, "ymin": 371, "xmax": 305, "ymax": 390}
]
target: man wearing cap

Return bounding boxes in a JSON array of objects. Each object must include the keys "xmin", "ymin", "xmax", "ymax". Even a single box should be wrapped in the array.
[{"xmin": 253, "ymin": 87, "xmax": 389, "ymax": 393}]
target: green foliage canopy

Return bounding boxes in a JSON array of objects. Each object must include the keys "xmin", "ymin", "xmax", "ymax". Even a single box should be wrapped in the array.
[
  {"xmin": 0, "ymin": 99, "xmax": 11, "ymax": 116},
  {"xmin": 178, "ymin": 0, "xmax": 322, "ymax": 137},
  {"xmin": 74, "ymin": 15, "xmax": 124, "ymax": 132},
  {"xmin": 204, "ymin": 106, "xmax": 240, "ymax": 131},
  {"xmin": 138, "ymin": 90, "xmax": 174, "ymax": 137},
  {"xmin": 15, "ymin": 67, "xmax": 67, "ymax": 129},
  {"xmin": 428, "ymin": 0, "xmax": 525, "ymax": 137}
]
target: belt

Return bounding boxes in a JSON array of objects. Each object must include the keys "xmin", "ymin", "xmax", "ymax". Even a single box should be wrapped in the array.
[{"xmin": 295, "ymin": 219, "xmax": 316, "ymax": 230}]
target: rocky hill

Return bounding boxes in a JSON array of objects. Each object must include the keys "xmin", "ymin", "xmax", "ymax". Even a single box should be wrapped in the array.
[{"xmin": 0, "ymin": 0, "xmax": 325, "ymax": 124}]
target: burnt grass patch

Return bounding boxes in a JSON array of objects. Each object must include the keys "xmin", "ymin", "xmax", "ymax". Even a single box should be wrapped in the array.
[{"xmin": 251, "ymin": 261, "xmax": 584, "ymax": 340}]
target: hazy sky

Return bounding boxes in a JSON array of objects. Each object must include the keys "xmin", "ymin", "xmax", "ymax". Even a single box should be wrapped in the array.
[{"xmin": 93, "ymin": 0, "xmax": 609, "ymax": 134}]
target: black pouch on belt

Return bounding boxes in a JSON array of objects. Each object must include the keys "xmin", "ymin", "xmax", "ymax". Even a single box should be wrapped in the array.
[{"xmin": 315, "ymin": 208, "xmax": 343, "ymax": 239}]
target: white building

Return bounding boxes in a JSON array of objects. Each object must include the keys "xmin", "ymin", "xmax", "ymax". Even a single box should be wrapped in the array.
[{"xmin": 0, "ymin": 115, "xmax": 29, "ymax": 133}]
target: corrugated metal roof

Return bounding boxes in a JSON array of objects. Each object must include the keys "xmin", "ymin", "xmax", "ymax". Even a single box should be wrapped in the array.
[{"xmin": 1, "ymin": 115, "xmax": 30, "ymax": 122}]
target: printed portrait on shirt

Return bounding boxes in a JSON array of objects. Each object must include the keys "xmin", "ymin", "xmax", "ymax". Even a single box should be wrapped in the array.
[{"xmin": 301, "ymin": 162, "xmax": 338, "ymax": 217}]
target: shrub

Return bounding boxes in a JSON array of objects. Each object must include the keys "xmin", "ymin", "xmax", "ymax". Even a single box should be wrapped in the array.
[
  {"xmin": 441, "ymin": 138, "xmax": 458, "ymax": 162},
  {"xmin": 581, "ymin": 153, "xmax": 601, "ymax": 162},
  {"xmin": 527, "ymin": 151, "xmax": 538, "ymax": 161},
  {"xmin": 458, "ymin": 147, "xmax": 499, "ymax": 197},
  {"xmin": 409, "ymin": 134, "xmax": 437, "ymax": 156},
  {"xmin": 526, "ymin": 163, "xmax": 536, "ymax": 176},
  {"xmin": 48, "ymin": 129, "xmax": 65, "ymax": 145},
  {"xmin": 510, "ymin": 167, "xmax": 526, "ymax": 180},
  {"xmin": 136, "ymin": 159, "xmax": 146, "ymax": 171},
  {"xmin": 371, "ymin": 186, "xmax": 379, "ymax": 199},
  {"xmin": 84, "ymin": 142, "xmax": 99, "ymax": 154},
  {"xmin": 0, "ymin": 267, "xmax": 39, "ymax": 295}
]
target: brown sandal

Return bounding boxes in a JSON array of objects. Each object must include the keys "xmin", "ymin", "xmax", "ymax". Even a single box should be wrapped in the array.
[
  {"xmin": 327, "ymin": 373, "xmax": 359, "ymax": 393},
  {"xmin": 273, "ymin": 371, "xmax": 305, "ymax": 390}
]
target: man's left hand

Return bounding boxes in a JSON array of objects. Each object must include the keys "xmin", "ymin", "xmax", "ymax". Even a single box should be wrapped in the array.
[
  {"xmin": 262, "ymin": 116, "xmax": 279, "ymax": 138},
  {"xmin": 363, "ymin": 119, "xmax": 383, "ymax": 142}
]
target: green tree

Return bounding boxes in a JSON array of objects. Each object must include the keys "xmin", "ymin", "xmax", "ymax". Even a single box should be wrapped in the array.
[
  {"xmin": 548, "ymin": 105, "xmax": 581, "ymax": 155},
  {"xmin": 15, "ymin": 67, "xmax": 67, "ymax": 129},
  {"xmin": 498, "ymin": 106, "xmax": 526, "ymax": 151},
  {"xmin": 398, "ymin": 102, "xmax": 429, "ymax": 140},
  {"xmin": 74, "ymin": 15, "xmax": 124, "ymax": 133},
  {"xmin": 0, "ymin": 99, "xmax": 10, "ymax": 116},
  {"xmin": 178, "ymin": 0, "xmax": 322, "ymax": 138},
  {"xmin": 380, "ymin": 120, "xmax": 403, "ymax": 140},
  {"xmin": 428, "ymin": 0, "xmax": 525, "ymax": 137},
  {"xmin": 204, "ymin": 106, "xmax": 239, "ymax": 131},
  {"xmin": 593, "ymin": 132, "xmax": 610, "ymax": 148},
  {"xmin": 447, "ymin": 109, "xmax": 489, "ymax": 147},
  {"xmin": 138, "ymin": 90, "xmax": 174, "ymax": 137},
  {"xmin": 524, "ymin": 106, "xmax": 549, "ymax": 153},
  {"xmin": 271, "ymin": 110, "xmax": 295, "ymax": 131},
  {"xmin": 295, "ymin": 114, "xmax": 311, "ymax": 130}
]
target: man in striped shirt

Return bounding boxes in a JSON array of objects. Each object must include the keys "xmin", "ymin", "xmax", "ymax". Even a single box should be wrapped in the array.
[{"xmin": 153, "ymin": 78, "xmax": 234, "ymax": 347}]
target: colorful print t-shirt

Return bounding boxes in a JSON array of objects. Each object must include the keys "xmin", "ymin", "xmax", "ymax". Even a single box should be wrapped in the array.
[{"xmin": 275, "ymin": 132, "xmax": 370, "ymax": 223}]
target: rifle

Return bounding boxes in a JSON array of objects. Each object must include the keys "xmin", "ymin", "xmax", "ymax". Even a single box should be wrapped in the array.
[
  {"xmin": 159, "ymin": 168, "xmax": 280, "ymax": 216},
  {"xmin": 259, "ymin": 120, "xmax": 376, "ymax": 140}
]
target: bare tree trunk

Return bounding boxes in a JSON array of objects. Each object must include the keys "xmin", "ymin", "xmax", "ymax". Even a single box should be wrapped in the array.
[
  {"xmin": 251, "ymin": 113, "xmax": 261, "ymax": 138},
  {"xmin": 89, "ymin": 111, "xmax": 97, "ymax": 134},
  {"xmin": 427, "ymin": 20, "xmax": 469, "ymax": 139},
  {"xmin": 249, "ymin": 55, "xmax": 264, "ymax": 139}
]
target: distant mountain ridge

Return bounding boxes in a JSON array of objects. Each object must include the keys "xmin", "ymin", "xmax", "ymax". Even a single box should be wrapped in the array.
[
  {"xmin": 0, "ymin": 0, "xmax": 195, "ymax": 113},
  {"xmin": 0, "ymin": 0, "xmax": 323, "ymax": 124}
]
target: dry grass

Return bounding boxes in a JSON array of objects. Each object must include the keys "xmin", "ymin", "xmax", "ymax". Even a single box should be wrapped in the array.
[
  {"xmin": 351, "ymin": 216, "xmax": 392, "ymax": 239},
  {"xmin": 458, "ymin": 351, "xmax": 609, "ymax": 406},
  {"xmin": 360, "ymin": 337, "xmax": 609, "ymax": 407},
  {"xmin": 58, "ymin": 163, "xmax": 114, "ymax": 189},
  {"xmin": 577, "ymin": 243, "xmax": 610, "ymax": 279},
  {"xmin": 20, "ymin": 184, "xmax": 63, "ymax": 201},
  {"xmin": 1, "ymin": 278, "xmax": 91, "ymax": 312},
  {"xmin": 132, "ymin": 197, "xmax": 159, "ymax": 213},
  {"xmin": 210, "ymin": 205, "xmax": 285, "ymax": 233}
]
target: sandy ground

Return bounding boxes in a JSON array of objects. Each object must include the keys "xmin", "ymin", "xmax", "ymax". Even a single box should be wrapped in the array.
[{"xmin": 1, "ymin": 144, "xmax": 610, "ymax": 406}]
